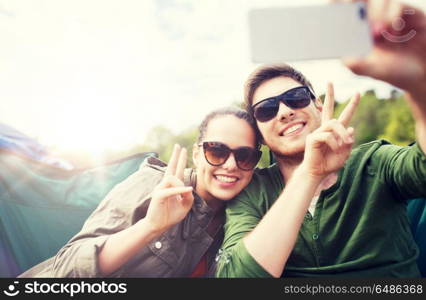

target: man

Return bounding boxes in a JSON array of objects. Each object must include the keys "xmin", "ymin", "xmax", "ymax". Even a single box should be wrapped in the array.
[{"xmin": 216, "ymin": 0, "xmax": 426, "ymax": 277}]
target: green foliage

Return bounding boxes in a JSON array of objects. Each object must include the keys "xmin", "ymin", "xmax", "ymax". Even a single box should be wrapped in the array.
[
  {"xmin": 139, "ymin": 125, "xmax": 198, "ymax": 167},
  {"xmin": 258, "ymin": 144, "xmax": 272, "ymax": 168},
  {"xmin": 334, "ymin": 90, "xmax": 414, "ymax": 147},
  {"xmin": 379, "ymin": 96, "xmax": 415, "ymax": 145}
]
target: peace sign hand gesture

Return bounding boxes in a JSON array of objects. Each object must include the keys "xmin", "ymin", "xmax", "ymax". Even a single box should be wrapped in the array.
[
  {"xmin": 145, "ymin": 144, "xmax": 195, "ymax": 234},
  {"xmin": 302, "ymin": 83, "xmax": 360, "ymax": 178}
]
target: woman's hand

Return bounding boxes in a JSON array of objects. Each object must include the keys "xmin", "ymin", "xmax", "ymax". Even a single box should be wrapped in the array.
[{"xmin": 144, "ymin": 144, "xmax": 194, "ymax": 234}]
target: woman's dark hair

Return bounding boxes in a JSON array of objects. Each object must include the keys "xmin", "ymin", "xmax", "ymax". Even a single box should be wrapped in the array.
[{"xmin": 197, "ymin": 106, "xmax": 261, "ymax": 148}]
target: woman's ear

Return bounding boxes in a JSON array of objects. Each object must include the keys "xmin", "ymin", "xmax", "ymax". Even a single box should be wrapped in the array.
[{"xmin": 192, "ymin": 143, "xmax": 199, "ymax": 168}]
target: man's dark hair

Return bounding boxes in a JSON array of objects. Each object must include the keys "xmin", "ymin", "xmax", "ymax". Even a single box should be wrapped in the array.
[{"xmin": 244, "ymin": 63, "xmax": 315, "ymax": 115}]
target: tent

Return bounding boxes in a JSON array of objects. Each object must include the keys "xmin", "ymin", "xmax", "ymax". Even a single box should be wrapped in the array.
[
  {"xmin": 0, "ymin": 149, "xmax": 155, "ymax": 277},
  {"xmin": 0, "ymin": 123, "xmax": 156, "ymax": 276},
  {"xmin": 0, "ymin": 123, "xmax": 73, "ymax": 170}
]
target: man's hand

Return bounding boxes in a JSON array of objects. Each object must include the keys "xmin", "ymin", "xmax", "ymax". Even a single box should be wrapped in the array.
[
  {"xmin": 342, "ymin": 0, "xmax": 426, "ymax": 97},
  {"xmin": 302, "ymin": 83, "xmax": 360, "ymax": 177}
]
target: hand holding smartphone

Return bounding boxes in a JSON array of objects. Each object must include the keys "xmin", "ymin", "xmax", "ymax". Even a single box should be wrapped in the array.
[{"xmin": 248, "ymin": 2, "xmax": 373, "ymax": 62}]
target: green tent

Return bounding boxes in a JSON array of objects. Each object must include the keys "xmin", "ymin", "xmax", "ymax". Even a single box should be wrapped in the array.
[{"xmin": 0, "ymin": 150, "xmax": 156, "ymax": 277}]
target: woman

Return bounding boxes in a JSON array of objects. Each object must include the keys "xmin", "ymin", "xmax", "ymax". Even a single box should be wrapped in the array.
[{"xmin": 19, "ymin": 106, "xmax": 262, "ymax": 277}]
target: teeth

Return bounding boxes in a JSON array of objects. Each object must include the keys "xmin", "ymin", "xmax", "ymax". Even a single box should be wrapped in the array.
[
  {"xmin": 284, "ymin": 124, "xmax": 303, "ymax": 135},
  {"xmin": 216, "ymin": 175, "xmax": 237, "ymax": 183}
]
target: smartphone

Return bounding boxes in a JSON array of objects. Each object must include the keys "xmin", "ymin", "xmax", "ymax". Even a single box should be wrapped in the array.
[{"xmin": 248, "ymin": 2, "xmax": 373, "ymax": 62}]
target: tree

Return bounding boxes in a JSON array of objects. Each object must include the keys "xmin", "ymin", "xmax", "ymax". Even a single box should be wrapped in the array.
[
  {"xmin": 379, "ymin": 96, "xmax": 415, "ymax": 145},
  {"xmin": 335, "ymin": 90, "xmax": 388, "ymax": 146},
  {"xmin": 334, "ymin": 90, "xmax": 414, "ymax": 147}
]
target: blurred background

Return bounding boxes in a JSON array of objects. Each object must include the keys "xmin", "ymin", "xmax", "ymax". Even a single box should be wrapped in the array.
[{"xmin": 1, "ymin": 0, "xmax": 425, "ymax": 168}]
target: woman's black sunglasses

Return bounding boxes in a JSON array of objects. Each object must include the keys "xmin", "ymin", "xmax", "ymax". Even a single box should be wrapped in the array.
[
  {"xmin": 199, "ymin": 141, "xmax": 261, "ymax": 171},
  {"xmin": 252, "ymin": 86, "xmax": 316, "ymax": 122}
]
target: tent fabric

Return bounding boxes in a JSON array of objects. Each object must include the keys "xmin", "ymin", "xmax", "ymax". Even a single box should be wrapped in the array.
[
  {"xmin": 0, "ymin": 122, "xmax": 74, "ymax": 170},
  {"xmin": 0, "ymin": 123, "xmax": 46, "ymax": 159},
  {"xmin": 407, "ymin": 198, "xmax": 426, "ymax": 277},
  {"xmin": 0, "ymin": 149, "xmax": 156, "ymax": 277}
]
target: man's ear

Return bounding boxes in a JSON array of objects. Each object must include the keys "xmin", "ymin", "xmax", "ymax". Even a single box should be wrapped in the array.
[
  {"xmin": 253, "ymin": 122, "xmax": 265, "ymax": 145},
  {"xmin": 192, "ymin": 143, "xmax": 199, "ymax": 168},
  {"xmin": 313, "ymin": 97, "xmax": 323, "ymax": 112}
]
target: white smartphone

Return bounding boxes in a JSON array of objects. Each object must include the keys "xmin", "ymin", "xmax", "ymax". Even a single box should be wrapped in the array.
[{"xmin": 248, "ymin": 2, "xmax": 373, "ymax": 62}]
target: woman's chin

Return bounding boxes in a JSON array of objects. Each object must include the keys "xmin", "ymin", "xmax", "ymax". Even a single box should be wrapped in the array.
[{"xmin": 211, "ymin": 190, "xmax": 237, "ymax": 202}]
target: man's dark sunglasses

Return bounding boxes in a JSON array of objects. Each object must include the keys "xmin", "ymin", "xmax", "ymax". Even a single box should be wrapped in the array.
[
  {"xmin": 199, "ymin": 141, "xmax": 261, "ymax": 171},
  {"xmin": 252, "ymin": 86, "xmax": 316, "ymax": 122}
]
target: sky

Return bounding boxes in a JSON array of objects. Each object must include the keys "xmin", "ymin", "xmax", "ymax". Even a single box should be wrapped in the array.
[{"xmin": 1, "ymin": 0, "xmax": 425, "ymax": 156}]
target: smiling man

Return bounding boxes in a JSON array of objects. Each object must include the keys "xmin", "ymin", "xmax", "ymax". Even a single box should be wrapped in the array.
[{"xmin": 216, "ymin": 0, "xmax": 426, "ymax": 277}]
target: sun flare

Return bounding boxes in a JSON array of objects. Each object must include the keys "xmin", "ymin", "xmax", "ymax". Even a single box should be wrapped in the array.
[{"xmin": 47, "ymin": 99, "xmax": 135, "ymax": 161}]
